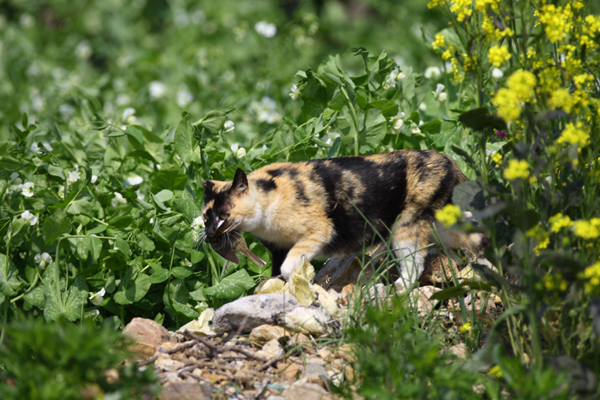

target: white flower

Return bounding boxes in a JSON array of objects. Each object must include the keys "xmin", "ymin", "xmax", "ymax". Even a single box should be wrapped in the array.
[
  {"xmin": 21, "ymin": 182, "xmax": 34, "ymax": 197},
  {"xmin": 419, "ymin": 103, "xmax": 427, "ymax": 111},
  {"xmin": 424, "ymin": 66, "xmax": 441, "ymax": 79},
  {"xmin": 126, "ymin": 174, "xmax": 144, "ymax": 186},
  {"xmin": 66, "ymin": 170, "xmax": 80, "ymax": 185},
  {"xmin": 289, "ymin": 84, "xmax": 301, "ymax": 100},
  {"xmin": 123, "ymin": 107, "xmax": 136, "ymax": 120},
  {"xmin": 389, "ymin": 112, "xmax": 405, "ymax": 134},
  {"xmin": 177, "ymin": 87, "xmax": 194, "ymax": 107},
  {"xmin": 30, "ymin": 142, "xmax": 39, "ymax": 153},
  {"xmin": 191, "ymin": 216, "xmax": 204, "ymax": 229},
  {"xmin": 21, "ymin": 210, "xmax": 37, "ymax": 225},
  {"xmin": 409, "ymin": 123, "xmax": 422, "ymax": 135},
  {"xmin": 491, "ymin": 67, "xmax": 504, "ymax": 79},
  {"xmin": 149, "ymin": 81, "xmax": 168, "ymax": 99},
  {"xmin": 150, "ymin": 217, "xmax": 154, "ymax": 224},
  {"xmin": 91, "ymin": 175, "xmax": 98, "ymax": 184},
  {"xmin": 19, "ymin": 13, "xmax": 35, "ymax": 29},
  {"xmin": 89, "ymin": 288, "xmax": 106, "ymax": 306},
  {"xmin": 9, "ymin": 173, "xmax": 22, "ymax": 185},
  {"xmin": 136, "ymin": 189, "xmax": 145, "ymax": 201},
  {"xmin": 223, "ymin": 120, "xmax": 235, "ymax": 133},
  {"xmin": 231, "ymin": 143, "xmax": 246, "ymax": 158},
  {"xmin": 434, "ymin": 83, "xmax": 447, "ymax": 101},
  {"xmin": 255, "ymin": 21, "xmax": 277, "ymax": 38},
  {"xmin": 382, "ymin": 68, "xmax": 405, "ymax": 90},
  {"xmin": 59, "ymin": 104, "xmax": 75, "ymax": 119},
  {"xmin": 111, "ymin": 192, "xmax": 127, "ymax": 208},
  {"xmin": 35, "ymin": 252, "xmax": 52, "ymax": 269},
  {"xmin": 249, "ymin": 97, "xmax": 282, "ymax": 124},
  {"xmin": 58, "ymin": 186, "xmax": 64, "ymax": 199},
  {"xmin": 75, "ymin": 41, "xmax": 92, "ymax": 59},
  {"xmin": 116, "ymin": 94, "xmax": 130, "ymax": 106}
]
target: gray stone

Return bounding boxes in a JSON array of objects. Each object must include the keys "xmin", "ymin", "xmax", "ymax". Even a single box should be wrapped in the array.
[
  {"xmin": 161, "ymin": 382, "xmax": 212, "ymax": 400},
  {"xmin": 212, "ymin": 293, "xmax": 301, "ymax": 333}
]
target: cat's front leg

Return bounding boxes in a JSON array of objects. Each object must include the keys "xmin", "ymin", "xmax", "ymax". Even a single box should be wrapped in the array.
[{"xmin": 279, "ymin": 238, "xmax": 324, "ymax": 281}]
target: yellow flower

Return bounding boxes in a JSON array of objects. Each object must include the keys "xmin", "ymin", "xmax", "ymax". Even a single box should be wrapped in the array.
[
  {"xmin": 544, "ymin": 273, "xmax": 567, "ymax": 291},
  {"xmin": 503, "ymin": 159, "xmax": 530, "ymax": 181},
  {"xmin": 526, "ymin": 47, "xmax": 536, "ymax": 59},
  {"xmin": 573, "ymin": 73, "xmax": 593, "ymax": 89},
  {"xmin": 459, "ymin": 322, "xmax": 471, "ymax": 334},
  {"xmin": 526, "ymin": 225, "xmax": 550, "ymax": 255},
  {"xmin": 491, "ymin": 153, "xmax": 502, "ymax": 165},
  {"xmin": 506, "ymin": 70, "xmax": 537, "ymax": 101},
  {"xmin": 432, "ymin": 34, "xmax": 445, "ymax": 49},
  {"xmin": 557, "ymin": 122, "xmax": 589, "ymax": 147},
  {"xmin": 427, "ymin": 0, "xmax": 446, "ymax": 9},
  {"xmin": 451, "ymin": 57, "xmax": 463, "ymax": 82},
  {"xmin": 582, "ymin": 262, "xmax": 600, "ymax": 294},
  {"xmin": 549, "ymin": 213, "xmax": 573, "ymax": 233},
  {"xmin": 548, "ymin": 89, "xmax": 574, "ymax": 113},
  {"xmin": 537, "ymin": 4, "xmax": 574, "ymax": 43},
  {"xmin": 573, "ymin": 220, "xmax": 600, "ymax": 239},
  {"xmin": 435, "ymin": 204, "xmax": 463, "ymax": 227},
  {"xmin": 493, "ymin": 88, "xmax": 521, "ymax": 122},
  {"xmin": 442, "ymin": 49, "xmax": 452, "ymax": 60},
  {"xmin": 488, "ymin": 365, "xmax": 503, "ymax": 378},
  {"xmin": 488, "ymin": 45, "xmax": 511, "ymax": 67},
  {"xmin": 450, "ymin": 0, "xmax": 473, "ymax": 22}
]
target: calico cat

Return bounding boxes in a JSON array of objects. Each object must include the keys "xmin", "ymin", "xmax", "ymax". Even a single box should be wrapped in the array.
[{"xmin": 201, "ymin": 150, "xmax": 487, "ymax": 289}]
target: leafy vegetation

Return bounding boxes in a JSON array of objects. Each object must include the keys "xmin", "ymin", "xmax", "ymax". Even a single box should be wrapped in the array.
[{"xmin": 1, "ymin": 0, "xmax": 600, "ymax": 398}]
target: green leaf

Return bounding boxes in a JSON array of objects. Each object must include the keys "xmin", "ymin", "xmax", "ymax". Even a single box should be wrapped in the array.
[
  {"xmin": 151, "ymin": 167, "xmax": 188, "ymax": 192},
  {"xmin": 108, "ymin": 215, "xmax": 134, "ymax": 229},
  {"xmin": 193, "ymin": 107, "xmax": 234, "ymax": 135},
  {"xmin": 138, "ymin": 232, "xmax": 155, "ymax": 252},
  {"xmin": 172, "ymin": 266, "xmax": 193, "ymax": 279},
  {"xmin": 174, "ymin": 113, "xmax": 202, "ymax": 163},
  {"xmin": 163, "ymin": 278, "xmax": 200, "ymax": 319},
  {"xmin": 0, "ymin": 254, "xmax": 22, "ymax": 296},
  {"xmin": 42, "ymin": 209, "xmax": 72, "ymax": 245},
  {"xmin": 43, "ymin": 272, "xmax": 89, "ymax": 322},
  {"xmin": 203, "ymin": 269, "xmax": 255, "ymax": 299},
  {"xmin": 66, "ymin": 197, "xmax": 96, "ymax": 216},
  {"xmin": 125, "ymin": 125, "xmax": 164, "ymax": 163},
  {"xmin": 154, "ymin": 189, "xmax": 173, "ymax": 203},
  {"xmin": 8, "ymin": 217, "xmax": 30, "ymax": 245},
  {"xmin": 365, "ymin": 100, "xmax": 398, "ymax": 119},
  {"xmin": 401, "ymin": 67, "xmax": 415, "ymax": 99},
  {"xmin": 0, "ymin": 156, "xmax": 22, "ymax": 172},
  {"xmin": 428, "ymin": 286, "xmax": 470, "ymax": 302},
  {"xmin": 23, "ymin": 286, "xmax": 45, "ymax": 309},
  {"xmin": 45, "ymin": 165, "xmax": 65, "ymax": 180},
  {"xmin": 419, "ymin": 120, "xmax": 441, "ymax": 135},
  {"xmin": 149, "ymin": 268, "xmax": 169, "ymax": 283},
  {"xmin": 452, "ymin": 180, "xmax": 485, "ymax": 211},
  {"xmin": 458, "ymin": 107, "xmax": 506, "ymax": 131},
  {"xmin": 114, "ymin": 268, "xmax": 152, "ymax": 305},
  {"xmin": 359, "ymin": 108, "xmax": 387, "ymax": 153}
]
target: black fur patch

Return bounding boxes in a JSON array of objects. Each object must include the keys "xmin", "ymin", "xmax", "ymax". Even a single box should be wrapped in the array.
[{"xmin": 255, "ymin": 178, "xmax": 277, "ymax": 192}]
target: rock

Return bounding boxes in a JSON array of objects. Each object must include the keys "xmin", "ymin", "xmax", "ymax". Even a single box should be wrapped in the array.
[
  {"xmin": 409, "ymin": 286, "xmax": 442, "ymax": 314},
  {"xmin": 250, "ymin": 324, "xmax": 287, "ymax": 342},
  {"xmin": 256, "ymin": 338, "xmax": 285, "ymax": 359},
  {"xmin": 123, "ymin": 317, "xmax": 170, "ymax": 358},
  {"xmin": 212, "ymin": 293, "xmax": 302, "ymax": 333},
  {"xmin": 277, "ymin": 305, "xmax": 332, "ymax": 337},
  {"xmin": 155, "ymin": 353, "xmax": 185, "ymax": 372},
  {"xmin": 302, "ymin": 362, "xmax": 329, "ymax": 385},
  {"xmin": 447, "ymin": 344, "xmax": 470, "ymax": 360},
  {"xmin": 161, "ymin": 381, "xmax": 212, "ymax": 400},
  {"xmin": 278, "ymin": 361, "xmax": 304, "ymax": 381},
  {"xmin": 282, "ymin": 382, "xmax": 335, "ymax": 400}
]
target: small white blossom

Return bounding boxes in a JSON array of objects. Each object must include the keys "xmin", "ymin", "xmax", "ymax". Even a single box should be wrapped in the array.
[
  {"xmin": 255, "ymin": 21, "xmax": 277, "ymax": 38},
  {"xmin": 66, "ymin": 170, "xmax": 80, "ymax": 185},
  {"xmin": 91, "ymin": 175, "xmax": 98, "ymax": 184},
  {"xmin": 149, "ymin": 81, "xmax": 168, "ymax": 99},
  {"xmin": 177, "ymin": 87, "xmax": 194, "ymax": 107},
  {"xmin": 289, "ymin": 84, "xmax": 301, "ymax": 100},
  {"xmin": 116, "ymin": 94, "xmax": 130, "ymax": 106},
  {"xmin": 89, "ymin": 288, "xmax": 106, "ymax": 306},
  {"xmin": 35, "ymin": 252, "xmax": 52, "ymax": 269},
  {"xmin": 191, "ymin": 216, "xmax": 204, "ymax": 229},
  {"xmin": 59, "ymin": 104, "xmax": 75, "ymax": 119},
  {"xmin": 150, "ymin": 217, "xmax": 154, "ymax": 224},
  {"xmin": 382, "ymin": 68, "xmax": 405, "ymax": 90},
  {"xmin": 75, "ymin": 41, "xmax": 92, "ymax": 59},
  {"xmin": 58, "ymin": 186, "xmax": 64, "ymax": 199},
  {"xmin": 434, "ymin": 83, "xmax": 447, "ymax": 101},
  {"xmin": 19, "ymin": 13, "xmax": 35, "ymax": 28},
  {"xmin": 491, "ymin": 67, "xmax": 504, "ymax": 79},
  {"xmin": 111, "ymin": 192, "xmax": 127, "ymax": 208},
  {"xmin": 10, "ymin": 173, "xmax": 22, "ymax": 185},
  {"xmin": 30, "ymin": 142, "xmax": 39, "ymax": 153},
  {"xmin": 123, "ymin": 107, "xmax": 136, "ymax": 120},
  {"xmin": 409, "ymin": 123, "xmax": 422, "ymax": 135},
  {"xmin": 21, "ymin": 210, "xmax": 37, "ymax": 225},
  {"xmin": 389, "ymin": 112, "xmax": 405, "ymax": 134},
  {"xmin": 21, "ymin": 182, "xmax": 34, "ymax": 197},
  {"xmin": 126, "ymin": 174, "xmax": 144, "ymax": 186},
  {"xmin": 419, "ymin": 103, "xmax": 427, "ymax": 111},
  {"xmin": 249, "ymin": 97, "xmax": 282, "ymax": 124},
  {"xmin": 136, "ymin": 189, "xmax": 145, "ymax": 201},
  {"xmin": 231, "ymin": 143, "xmax": 246, "ymax": 158},
  {"xmin": 223, "ymin": 120, "xmax": 235, "ymax": 133},
  {"xmin": 424, "ymin": 66, "xmax": 441, "ymax": 79}
]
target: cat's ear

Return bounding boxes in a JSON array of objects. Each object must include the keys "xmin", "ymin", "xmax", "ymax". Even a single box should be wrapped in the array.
[
  {"xmin": 231, "ymin": 168, "xmax": 249, "ymax": 194},
  {"xmin": 201, "ymin": 180, "xmax": 215, "ymax": 192}
]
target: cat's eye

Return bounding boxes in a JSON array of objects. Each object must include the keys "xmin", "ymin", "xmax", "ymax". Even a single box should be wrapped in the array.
[{"xmin": 220, "ymin": 213, "xmax": 229, "ymax": 220}]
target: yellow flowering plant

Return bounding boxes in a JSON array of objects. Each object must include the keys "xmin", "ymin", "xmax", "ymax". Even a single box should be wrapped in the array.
[{"xmin": 428, "ymin": 0, "xmax": 600, "ymax": 372}]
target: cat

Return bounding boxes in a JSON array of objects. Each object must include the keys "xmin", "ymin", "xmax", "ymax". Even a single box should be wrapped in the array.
[{"xmin": 200, "ymin": 149, "xmax": 487, "ymax": 290}]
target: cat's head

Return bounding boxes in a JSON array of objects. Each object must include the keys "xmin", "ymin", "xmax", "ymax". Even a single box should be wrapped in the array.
[{"xmin": 201, "ymin": 168, "xmax": 252, "ymax": 237}]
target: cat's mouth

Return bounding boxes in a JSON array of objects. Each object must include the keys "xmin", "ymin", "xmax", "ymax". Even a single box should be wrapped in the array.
[{"xmin": 209, "ymin": 218, "xmax": 242, "ymax": 238}]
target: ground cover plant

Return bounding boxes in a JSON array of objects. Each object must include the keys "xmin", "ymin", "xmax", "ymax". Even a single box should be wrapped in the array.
[{"xmin": 1, "ymin": 0, "xmax": 600, "ymax": 398}]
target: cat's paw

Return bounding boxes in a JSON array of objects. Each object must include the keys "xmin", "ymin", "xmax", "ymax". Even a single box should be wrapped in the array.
[{"xmin": 280, "ymin": 257, "xmax": 301, "ymax": 281}]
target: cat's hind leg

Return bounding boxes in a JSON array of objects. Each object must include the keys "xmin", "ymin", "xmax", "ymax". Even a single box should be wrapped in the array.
[{"xmin": 391, "ymin": 218, "xmax": 433, "ymax": 290}]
